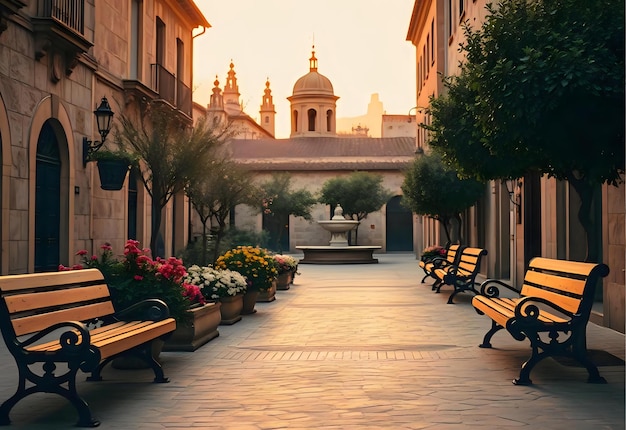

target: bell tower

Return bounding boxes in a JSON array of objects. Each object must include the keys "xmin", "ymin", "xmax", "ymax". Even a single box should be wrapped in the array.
[{"xmin": 259, "ymin": 78, "xmax": 276, "ymax": 137}]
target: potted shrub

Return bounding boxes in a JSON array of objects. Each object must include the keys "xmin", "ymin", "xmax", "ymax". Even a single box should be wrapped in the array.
[
  {"xmin": 420, "ymin": 245, "xmax": 446, "ymax": 262},
  {"xmin": 273, "ymin": 254, "xmax": 299, "ymax": 290},
  {"xmin": 185, "ymin": 265, "xmax": 247, "ymax": 324},
  {"xmin": 215, "ymin": 246, "xmax": 279, "ymax": 306}
]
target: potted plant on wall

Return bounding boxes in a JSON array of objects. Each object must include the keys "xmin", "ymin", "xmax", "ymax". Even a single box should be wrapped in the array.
[{"xmin": 90, "ymin": 149, "xmax": 135, "ymax": 191}]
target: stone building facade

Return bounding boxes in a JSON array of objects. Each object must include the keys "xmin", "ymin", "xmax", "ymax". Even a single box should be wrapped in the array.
[
  {"xmin": 194, "ymin": 50, "xmax": 417, "ymax": 252},
  {"xmin": 407, "ymin": 0, "xmax": 625, "ymax": 332},
  {"xmin": 0, "ymin": 0, "xmax": 208, "ymax": 274}
]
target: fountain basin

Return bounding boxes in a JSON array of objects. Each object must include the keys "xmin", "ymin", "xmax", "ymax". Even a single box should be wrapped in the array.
[{"xmin": 296, "ymin": 245, "xmax": 381, "ymax": 264}]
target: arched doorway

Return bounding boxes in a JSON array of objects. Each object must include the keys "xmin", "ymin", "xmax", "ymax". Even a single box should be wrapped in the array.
[
  {"xmin": 34, "ymin": 120, "xmax": 61, "ymax": 272},
  {"xmin": 386, "ymin": 195, "xmax": 413, "ymax": 251}
]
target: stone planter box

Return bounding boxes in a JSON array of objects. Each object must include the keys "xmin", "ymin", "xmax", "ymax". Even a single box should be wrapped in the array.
[{"xmin": 163, "ymin": 302, "xmax": 221, "ymax": 352}]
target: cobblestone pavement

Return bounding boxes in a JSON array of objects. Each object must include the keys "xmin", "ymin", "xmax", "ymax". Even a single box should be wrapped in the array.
[{"xmin": 0, "ymin": 254, "xmax": 623, "ymax": 429}]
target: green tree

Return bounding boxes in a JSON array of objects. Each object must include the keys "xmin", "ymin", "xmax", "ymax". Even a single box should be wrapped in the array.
[
  {"xmin": 187, "ymin": 158, "xmax": 258, "ymax": 265},
  {"xmin": 318, "ymin": 172, "xmax": 392, "ymax": 245},
  {"xmin": 259, "ymin": 173, "xmax": 317, "ymax": 252},
  {"xmin": 425, "ymin": 0, "xmax": 624, "ymax": 262},
  {"xmin": 116, "ymin": 102, "xmax": 225, "ymax": 257},
  {"xmin": 401, "ymin": 152, "xmax": 484, "ymax": 245}
]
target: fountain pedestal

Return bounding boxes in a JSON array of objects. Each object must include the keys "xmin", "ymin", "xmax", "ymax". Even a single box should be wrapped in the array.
[
  {"xmin": 296, "ymin": 245, "xmax": 380, "ymax": 264},
  {"xmin": 296, "ymin": 204, "xmax": 380, "ymax": 264}
]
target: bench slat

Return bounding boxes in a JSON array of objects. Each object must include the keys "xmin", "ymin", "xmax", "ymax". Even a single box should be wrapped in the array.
[
  {"xmin": 522, "ymin": 270, "xmax": 587, "ymax": 296},
  {"xmin": 5, "ymin": 284, "xmax": 111, "ymax": 313},
  {"xmin": 0, "ymin": 269, "xmax": 104, "ymax": 292},
  {"xmin": 528, "ymin": 257, "xmax": 600, "ymax": 277},
  {"xmin": 25, "ymin": 319, "xmax": 176, "ymax": 360},
  {"xmin": 12, "ymin": 302, "xmax": 116, "ymax": 337},
  {"xmin": 521, "ymin": 284, "xmax": 584, "ymax": 315}
]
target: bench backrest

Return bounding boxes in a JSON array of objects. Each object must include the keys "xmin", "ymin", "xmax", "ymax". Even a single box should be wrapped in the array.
[
  {"xmin": 446, "ymin": 244, "xmax": 463, "ymax": 265},
  {"xmin": 520, "ymin": 257, "xmax": 610, "ymax": 317},
  {"xmin": 0, "ymin": 269, "xmax": 114, "ymax": 337},
  {"xmin": 455, "ymin": 247, "xmax": 488, "ymax": 278}
]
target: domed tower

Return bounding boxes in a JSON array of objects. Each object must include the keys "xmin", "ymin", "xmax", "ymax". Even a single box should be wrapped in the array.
[
  {"xmin": 287, "ymin": 47, "xmax": 339, "ymax": 138},
  {"xmin": 259, "ymin": 78, "xmax": 276, "ymax": 137}
]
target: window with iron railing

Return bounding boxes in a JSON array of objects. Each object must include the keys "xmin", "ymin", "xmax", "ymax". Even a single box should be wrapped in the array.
[
  {"xmin": 39, "ymin": 0, "xmax": 84, "ymax": 34},
  {"xmin": 177, "ymin": 78, "xmax": 192, "ymax": 116},
  {"xmin": 151, "ymin": 63, "xmax": 176, "ymax": 106}
]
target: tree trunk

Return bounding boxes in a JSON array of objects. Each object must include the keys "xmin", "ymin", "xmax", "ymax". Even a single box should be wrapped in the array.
[
  {"xmin": 150, "ymin": 198, "xmax": 163, "ymax": 258},
  {"xmin": 438, "ymin": 216, "xmax": 452, "ymax": 247},
  {"xmin": 452, "ymin": 213, "xmax": 464, "ymax": 245},
  {"xmin": 569, "ymin": 176, "xmax": 599, "ymax": 263}
]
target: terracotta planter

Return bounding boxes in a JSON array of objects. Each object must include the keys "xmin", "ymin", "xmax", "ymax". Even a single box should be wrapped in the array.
[
  {"xmin": 242, "ymin": 290, "xmax": 259, "ymax": 315},
  {"xmin": 219, "ymin": 294, "xmax": 243, "ymax": 325},
  {"xmin": 257, "ymin": 280, "xmax": 277, "ymax": 302},
  {"xmin": 276, "ymin": 272, "xmax": 292, "ymax": 290},
  {"xmin": 163, "ymin": 302, "xmax": 221, "ymax": 352}
]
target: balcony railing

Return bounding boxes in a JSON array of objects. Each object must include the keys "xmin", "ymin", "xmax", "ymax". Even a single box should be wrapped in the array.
[
  {"xmin": 177, "ymin": 79, "xmax": 192, "ymax": 116},
  {"xmin": 38, "ymin": 0, "xmax": 84, "ymax": 34},
  {"xmin": 151, "ymin": 63, "xmax": 176, "ymax": 107},
  {"xmin": 150, "ymin": 63, "xmax": 192, "ymax": 116}
]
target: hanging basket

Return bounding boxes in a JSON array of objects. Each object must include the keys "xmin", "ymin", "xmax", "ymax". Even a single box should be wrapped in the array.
[{"xmin": 97, "ymin": 159, "xmax": 131, "ymax": 190}]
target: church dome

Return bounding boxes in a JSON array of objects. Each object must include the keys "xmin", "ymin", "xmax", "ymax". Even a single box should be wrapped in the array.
[
  {"xmin": 291, "ymin": 49, "xmax": 335, "ymax": 97},
  {"xmin": 292, "ymin": 71, "xmax": 334, "ymax": 96}
]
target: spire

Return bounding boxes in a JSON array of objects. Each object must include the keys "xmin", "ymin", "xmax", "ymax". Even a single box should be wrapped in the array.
[
  {"xmin": 224, "ymin": 60, "xmax": 239, "ymax": 93},
  {"xmin": 259, "ymin": 78, "xmax": 276, "ymax": 137},
  {"xmin": 309, "ymin": 45, "xmax": 318, "ymax": 72},
  {"xmin": 209, "ymin": 75, "xmax": 223, "ymax": 109},
  {"xmin": 223, "ymin": 61, "xmax": 242, "ymax": 115}
]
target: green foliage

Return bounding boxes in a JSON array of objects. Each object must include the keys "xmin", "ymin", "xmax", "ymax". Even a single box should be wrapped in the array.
[
  {"xmin": 425, "ymin": 0, "xmax": 625, "ymax": 186},
  {"xmin": 259, "ymin": 173, "xmax": 317, "ymax": 251},
  {"xmin": 115, "ymin": 102, "xmax": 226, "ymax": 256},
  {"xmin": 318, "ymin": 171, "xmax": 392, "ymax": 221},
  {"xmin": 187, "ymin": 158, "xmax": 258, "ymax": 264},
  {"xmin": 401, "ymin": 152, "xmax": 484, "ymax": 219},
  {"xmin": 215, "ymin": 246, "xmax": 279, "ymax": 291}
]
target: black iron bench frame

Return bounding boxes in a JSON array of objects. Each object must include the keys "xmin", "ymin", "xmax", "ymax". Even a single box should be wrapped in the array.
[
  {"xmin": 432, "ymin": 247, "xmax": 488, "ymax": 304},
  {"xmin": 0, "ymin": 269, "xmax": 177, "ymax": 427},
  {"xmin": 418, "ymin": 244, "xmax": 464, "ymax": 285},
  {"xmin": 472, "ymin": 257, "xmax": 610, "ymax": 385}
]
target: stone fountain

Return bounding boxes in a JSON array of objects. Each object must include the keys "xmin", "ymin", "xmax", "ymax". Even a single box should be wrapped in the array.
[{"xmin": 296, "ymin": 204, "xmax": 381, "ymax": 264}]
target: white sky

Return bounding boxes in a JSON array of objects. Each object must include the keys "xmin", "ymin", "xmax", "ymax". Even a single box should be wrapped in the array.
[{"xmin": 192, "ymin": 1, "xmax": 416, "ymax": 139}]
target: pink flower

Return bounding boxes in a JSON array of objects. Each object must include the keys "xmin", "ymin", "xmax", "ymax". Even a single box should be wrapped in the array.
[
  {"xmin": 76, "ymin": 250, "xmax": 88, "ymax": 256},
  {"xmin": 134, "ymin": 275, "xmax": 143, "ymax": 281}
]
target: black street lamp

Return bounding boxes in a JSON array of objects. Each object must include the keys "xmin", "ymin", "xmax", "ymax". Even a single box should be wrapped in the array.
[{"xmin": 82, "ymin": 97, "xmax": 114, "ymax": 166}]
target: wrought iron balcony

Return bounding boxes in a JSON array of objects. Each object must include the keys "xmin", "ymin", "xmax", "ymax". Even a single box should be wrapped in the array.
[
  {"xmin": 148, "ymin": 63, "xmax": 192, "ymax": 117},
  {"xmin": 177, "ymin": 78, "xmax": 192, "ymax": 116},
  {"xmin": 32, "ymin": 0, "xmax": 92, "ymax": 78},
  {"xmin": 151, "ymin": 63, "xmax": 176, "ymax": 107}
]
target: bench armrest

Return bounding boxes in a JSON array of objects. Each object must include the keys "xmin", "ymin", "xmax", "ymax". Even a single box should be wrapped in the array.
[
  {"xmin": 114, "ymin": 298, "xmax": 171, "ymax": 322},
  {"xmin": 477, "ymin": 279, "xmax": 517, "ymax": 298},
  {"xmin": 514, "ymin": 296, "xmax": 573, "ymax": 321},
  {"xmin": 19, "ymin": 320, "xmax": 91, "ymax": 350}
]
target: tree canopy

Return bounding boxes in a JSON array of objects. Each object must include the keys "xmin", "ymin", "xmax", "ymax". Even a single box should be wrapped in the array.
[
  {"xmin": 259, "ymin": 173, "xmax": 317, "ymax": 252},
  {"xmin": 115, "ymin": 102, "xmax": 225, "ymax": 256},
  {"xmin": 318, "ymin": 172, "xmax": 392, "ymax": 245},
  {"xmin": 424, "ymin": 0, "xmax": 624, "ymax": 260},
  {"xmin": 401, "ymin": 152, "xmax": 484, "ymax": 245},
  {"xmin": 186, "ymin": 158, "xmax": 258, "ymax": 264}
]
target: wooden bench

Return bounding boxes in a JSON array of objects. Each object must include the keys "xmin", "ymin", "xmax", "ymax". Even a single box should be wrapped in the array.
[
  {"xmin": 0, "ymin": 269, "xmax": 177, "ymax": 427},
  {"xmin": 418, "ymin": 244, "xmax": 464, "ymax": 285},
  {"xmin": 432, "ymin": 247, "xmax": 488, "ymax": 304},
  {"xmin": 472, "ymin": 257, "xmax": 610, "ymax": 385}
]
